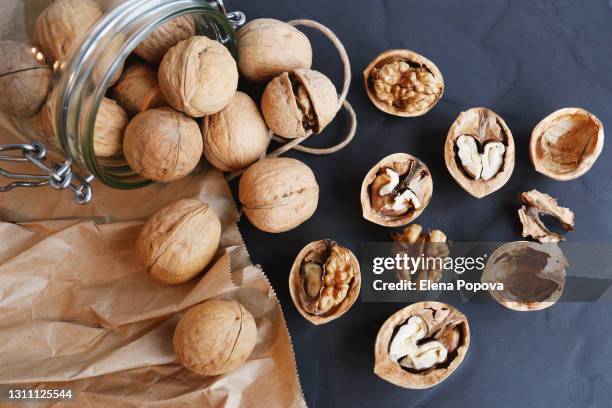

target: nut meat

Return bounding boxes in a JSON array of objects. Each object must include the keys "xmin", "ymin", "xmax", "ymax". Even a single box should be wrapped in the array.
[
  {"xmin": 289, "ymin": 240, "xmax": 361, "ymax": 325},
  {"xmin": 237, "ymin": 18, "xmax": 312, "ymax": 82},
  {"xmin": 0, "ymin": 41, "xmax": 51, "ymax": 117},
  {"xmin": 518, "ymin": 189, "xmax": 575, "ymax": 243},
  {"xmin": 159, "ymin": 36, "xmax": 238, "ymax": 117},
  {"xmin": 239, "ymin": 158, "xmax": 319, "ymax": 233},
  {"xmin": 123, "ymin": 108, "xmax": 203, "ymax": 183},
  {"xmin": 364, "ymin": 49, "xmax": 444, "ymax": 117},
  {"xmin": 482, "ymin": 241, "xmax": 567, "ymax": 311},
  {"xmin": 137, "ymin": 199, "xmax": 221, "ymax": 284},
  {"xmin": 261, "ymin": 69, "xmax": 338, "ymax": 139},
  {"xmin": 374, "ymin": 302, "xmax": 470, "ymax": 389},
  {"xmin": 392, "ymin": 224, "xmax": 449, "ymax": 286},
  {"xmin": 530, "ymin": 107, "xmax": 604, "ymax": 181},
  {"xmin": 445, "ymin": 107, "xmax": 515, "ymax": 198},
  {"xmin": 361, "ymin": 153, "xmax": 433, "ymax": 227},
  {"xmin": 173, "ymin": 299, "xmax": 257, "ymax": 376}
]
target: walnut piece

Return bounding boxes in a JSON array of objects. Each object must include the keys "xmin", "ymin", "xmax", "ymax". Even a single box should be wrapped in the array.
[
  {"xmin": 374, "ymin": 302, "xmax": 470, "ymax": 389},
  {"xmin": 364, "ymin": 50, "xmax": 444, "ymax": 117},
  {"xmin": 518, "ymin": 189, "xmax": 575, "ymax": 243},
  {"xmin": 289, "ymin": 240, "xmax": 361, "ymax": 325},
  {"xmin": 445, "ymin": 107, "xmax": 515, "ymax": 198},
  {"xmin": 392, "ymin": 224, "xmax": 449, "ymax": 286},
  {"xmin": 362, "ymin": 154, "xmax": 433, "ymax": 227},
  {"xmin": 482, "ymin": 241, "xmax": 567, "ymax": 311}
]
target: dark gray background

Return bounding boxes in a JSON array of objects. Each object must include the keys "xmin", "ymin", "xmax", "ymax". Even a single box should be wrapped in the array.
[{"xmin": 228, "ymin": 1, "xmax": 612, "ymax": 407}]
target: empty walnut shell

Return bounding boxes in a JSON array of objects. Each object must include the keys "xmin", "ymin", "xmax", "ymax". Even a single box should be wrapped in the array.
[
  {"xmin": 361, "ymin": 153, "xmax": 433, "ymax": 227},
  {"xmin": 374, "ymin": 301, "xmax": 470, "ymax": 389},
  {"xmin": 239, "ymin": 157, "xmax": 319, "ymax": 233},
  {"xmin": 261, "ymin": 69, "xmax": 338, "ymax": 139},
  {"xmin": 237, "ymin": 18, "xmax": 313, "ymax": 82},
  {"xmin": 173, "ymin": 298, "xmax": 257, "ymax": 376},
  {"xmin": 445, "ymin": 107, "xmax": 515, "ymax": 198},
  {"xmin": 481, "ymin": 241, "xmax": 566, "ymax": 311},
  {"xmin": 289, "ymin": 240, "xmax": 361, "ymax": 325},
  {"xmin": 530, "ymin": 108, "xmax": 604, "ymax": 181},
  {"xmin": 364, "ymin": 49, "xmax": 444, "ymax": 117}
]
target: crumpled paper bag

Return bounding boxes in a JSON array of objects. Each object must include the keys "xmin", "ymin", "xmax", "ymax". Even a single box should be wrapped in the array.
[{"xmin": 0, "ymin": 144, "xmax": 305, "ymax": 407}]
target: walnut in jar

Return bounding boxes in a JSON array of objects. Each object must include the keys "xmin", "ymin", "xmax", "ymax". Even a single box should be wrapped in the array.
[
  {"xmin": 361, "ymin": 153, "xmax": 433, "ymax": 227},
  {"xmin": 289, "ymin": 240, "xmax": 361, "ymax": 325},
  {"xmin": 134, "ymin": 15, "xmax": 196, "ymax": 64},
  {"xmin": 239, "ymin": 158, "xmax": 319, "ymax": 233},
  {"xmin": 173, "ymin": 298, "xmax": 257, "ymax": 376},
  {"xmin": 0, "ymin": 41, "xmax": 51, "ymax": 118},
  {"xmin": 364, "ymin": 49, "xmax": 444, "ymax": 117},
  {"xmin": 203, "ymin": 91, "xmax": 269, "ymax": 172},
  {"xmin": 123, "ymin": 107, "xmax": 203, "ymax": 183},
  {"xmin": 374, "ymin": 301, "xmax": 470, "ymax": 389},
  {"xmin": 237, "ymin": 18, "xmax": 312, "ymax": 82},
  {"xmin": 481, "ymin": 241, "xmax": 567, "ymax": 311},
  {"xmin": 93, "ymin": 97, "xmax": 128, "ymax": 157},
  {"xmin": 261, "ymin": 69, "xmax": 338, "ymax": 139},
  {"xmin": 159, "ymin": 36, "xmax": 238, "ymax": 117},
  {"xmin": 445, "ymin": 107, "xmax": 515, "ymax": 198},
  {"xmin": 35, "ymin": 0, "xmax": 103, "ymax": 63},
  {"xmin": 111, "ymin": 59, "xmax": 166, "ymax": 116},
  {"xmin": 137, "ymin": 199, "xmax": 221, "ymax": 284},
  {"xmin": 530, "ymin": 108, "xmax": 604, "ymax": 181}
]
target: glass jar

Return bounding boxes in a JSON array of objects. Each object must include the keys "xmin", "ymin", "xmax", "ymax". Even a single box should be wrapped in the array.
[{"xmin": 0, "ymin": 0, "xmax": 244, "ymax": 203}]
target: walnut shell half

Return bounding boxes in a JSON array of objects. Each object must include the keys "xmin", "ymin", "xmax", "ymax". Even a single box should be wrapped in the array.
[
  {"xmin": 374, "ymin": 301, "xmax": 470, "ymax": 389},
  {"xmin": 445, "ymin": 107, "xmax": 515, "ymax": 198},
  {"xmin": 261, "ymin": 69, "xmax": 338, "ymax": 139},
  {"xmin": 364, "ymin": 49, "xmax": 444, "ymax": 117},
  {"xmin": 239, "ymin": 157, "xmax": 319, "ymax": 233},
  {"xmin": 289, "ymin": 240, "xmax": 361, "ymax": 325},
  {"xmin": 530, "ymin": 108, "xmax": 604, "ymax": 181},
  {"xmin": 361, "ymin": 153, "xmax": 433, "ymax": 227},
  {"xmin": 481, "ymin": 241, "xmax": 567, "ymax": 311}
]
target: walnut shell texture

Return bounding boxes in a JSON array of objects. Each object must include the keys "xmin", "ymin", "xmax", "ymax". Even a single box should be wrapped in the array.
[
  {"xmin": 237, "ymin": 18, "xmax": 313, "ymax": 82},
  {"xmin": 0, "ymin": 41, "xmax": 51, "ymax": 118},
  {"xmin": 364, "ymin": 49, "xmax": 444, "ymax": 117},
  {"xmin": 374, "ymin": 301, "xmax": 470, "ymax": 389},
  {"xmin": 289, "ymin": 240, "xmax": 361, "ymax": 325},
  {"xmin": 111, "ymin": 59, "xmax": 166, "ymax": 115},
  {"xmin": 123, "ymin": 107, "xmax": 203, "ymax": 183},
  {"xmin": 203, "ymin": 91, "xmax": 269, "ymax": 172},
  {"xmin": 35, "ymin": 0, "xmax": 103, "ymax": 63},
  {"xmin": 239, "ymin": 157, "xmax": 319, "ymax": 233},
  {"xmin": 261, "ymin": 69, "xmax": 338, "ymax": 139},
  {"xmin": 361, "ymin": 153, "xmax": 433, "ymax": 227},
  {"xmin": 159, "ymin": 36, "xmax": 238, "ymax": 117},
  {"xmin": 93, "ymin": 97, "xmax": 128, "ymax": 157},
  {"xmin": 445, "ymin": 107, "xmax": 515, "ymax": 198},
  {"xmin": 173, "ymin": 299, "xmax": 257, "ymax": 376},
  {"xmin": 530, "ymin": 107, "xmax": 604, "ymax": 181},
  {"xmin": 134, "ymin": 15, "xmax": 196, "ymax": 64},
  {"xmin": 482, "ymin": 241, "xmax": 566, "ymax": 311},
  {"xmin": 137, "ymin": 199, "xmax": 221, "ymax": 285}
]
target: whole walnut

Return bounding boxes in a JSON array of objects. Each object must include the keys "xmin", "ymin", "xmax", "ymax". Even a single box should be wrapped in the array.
[
  {"xmin": 159, "ymin": 36, "xmax": 238, "ymax": 117},
  {"xmin": 35, "ymin": 0, "xmax": 103, "ymax": 62},
  {"xmin": 137, "ymin": 199, "xmax": 221, "ymax": 284},
  {"xmin": 134, "ymin": 15, "xmax": 196, "ymax": 64},
  {"xmin": 0, "ymin": 41, "xmax": 51, "ymax": 117},
  {"xmin": 93, "ymin": 97, "xmax": 128, "ymax": 157},
  {"xmin": 123, "ymin": 107, "xmax": 203, "ymax": 183},
  {"xmin": 111, "ymin": 59, "xmax": 166, "ymax": 115},
  {"xmin": 203, "ymin": 91, "xmax": 269, "ymax": 172},
  {"xmin": 262, "ymin": 69, "xmax": 338, "ymax": 139},
  {"xmin": 239, "ymin": 157, "xmax": 319, "ymax": 233},
  {"xmin": 237, "ymin": 18, "xmax": 312, "ymax": 82},
  {"xmin": 173, "ymin": 299, "xmax": 257, "ymax": 376}
]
